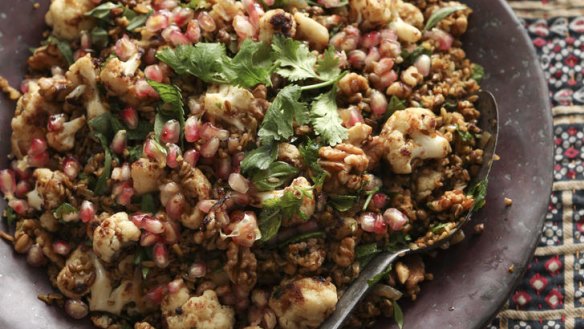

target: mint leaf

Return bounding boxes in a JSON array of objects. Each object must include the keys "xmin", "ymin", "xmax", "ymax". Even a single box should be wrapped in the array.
[
  {"xmin": 47, "ymin": 36, "xmax": 74, "ymax": 65},
  {"xmin": 127, "ymin": 11, "xmax": 152, "ymax": 31},
  {"xmin": 310, "ymin": 87, "xmax": 347, "ymax": 145},
  {"xmin": 424, "ymin": 5, "xmax": 467, "ymax": 31},
  {"xmin": 156, "ymin": 44, "xmax": 228, "ymax": 84},
  {"xmin": 251, "ymin": 161, "xmax": 299, "ymax": 191},
  {"xmin": 272, "ymin": 35, "xmax": 319, "ymax": 81},
  {"xmin": 241, "ymin": 144, "xmax": 278, "ymax": 173},
  {"xmin": 258, "ymin": 85, "xmax": 308, "ymax": 144},
  {"xmin": 393, "ymin": 301, "xmax": 404, "ymax": 329}
]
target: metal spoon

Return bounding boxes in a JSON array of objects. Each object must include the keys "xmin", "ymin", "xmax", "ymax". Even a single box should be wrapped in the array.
[{"xmin": 320, "ymin": 90, "xmax": 499, "ymax": 329}]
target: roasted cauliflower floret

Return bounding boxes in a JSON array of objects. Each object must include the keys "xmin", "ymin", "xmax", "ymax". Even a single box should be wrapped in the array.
[
  {"xmin": 45, "ymin": 0, "xmax": 97, "ymax": 40},
  {"xmin": 203, "ymin": 85, "xmax": 256, "ymax": 132},
  {"xmin": 269, "ymin": 277, "xmax": 338, "ymax": 329},
  {"xmin": 56, "ymin": 247, "xmax": 96, "ymax": 299},
  {"xmin": 33, "ymin": 168, "xmax": 69, "ymax": 209},
  {"xmin": 415, "ymin": 169, "xmax": 443, "ymax": 200},
  {"xmin": 66, "ymin": 55, "xmax": 108, "ymax": 120},
  {"xmin": 92, "ymin": 212, "xmax": 141, "ymax": 262},
  {"xmin": 47, "ymin": 116, "xmax": 86, "ymax": 152},
  {"xmin": 380, "ymin": 107, "xmax": 451, "ymax": 174},
  {"xmin": 99, "ymin": 54, "xmax": 145, "ymax": 106},
  {"xmin": 256, "ymin": 177, "xmax": 315, "ymax": 227},
  {"xmin": 162, "ymin": 281, "xmax": 235, "ymax": 329},
  {"xmin": 89, "ymin": 254, "xmax": 143, "ymax": 314},
  {"xmin": 131, "ymin": 158, "xmax": 165, "ymax": 195},
  {"xmin": 350, "ymin": 0, "xmax": 394, "ymax": 29},
  {"xmin": 259, "ymin": 9, "xmax": 297, "ymax": 43}
]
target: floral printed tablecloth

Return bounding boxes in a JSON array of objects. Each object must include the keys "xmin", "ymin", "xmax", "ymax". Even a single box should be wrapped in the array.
[{"xmin": 489, "ymin": 1, "xmax": 584, "ymax": 328}]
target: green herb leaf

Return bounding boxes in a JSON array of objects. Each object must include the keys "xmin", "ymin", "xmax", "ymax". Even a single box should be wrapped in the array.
[
  {"xmin": 85, "ymin": 2, "xmax": 122, "ymax": 22},
  {"xmin": 425, "ymin": 5, "xmax": 467, "ymax": 31},
  {"xmin": 126, "ymin": 120, "xmax": 153, "ymax": 141},
  {"xmin": 4, "ymin": 207, "xmax": 17, "ymax": 226},
  {"xmin": 456, "ymin": 125, "xmax": 474, "ymax": 142},
  {"xmin": 259, "ymin": 187, "xmax": 311, "ymax": 242},
  {"xmin": 90, "ymin": 26, "xmax": 109, "ymax": 49},
  {"xmin": 141, "ymin": 266, "xmax": 150, "ymax": 279},
  {"xmin": 47, "ymin": 36, "xmax": 74, "ymax": 65},
  {"xmin": 225, "ymin": 39, "xmax": 274, "ymax": 88},
  {"xmin": 53, "ymin": 203, "xmax": 77, "ymax": 220},
  {"xmin": 156, "ymin": 44, "xmax": 228, "ymax": 84},
  {"xmin": 310, "ymin": 87, "xmax": 347, "ymax": 146},
  {"xmin": 306, "ymin": 0, "xmax": 348, "ymax": 8},
  {"xmin": 363, "ymin": 187, "xmax": 380, "ymax": 211},
  {"xmin": 251, "ymin": 161, "xmax": 299, "ymax": 191},
  {"xmin": 468, "ymin": 179, "xmax": 488, "ymax": 211},
  {"xmin": 368, "ymin": 264, "xmax": 392, "ymax": 286},
  {"xmin": 126, "ymin": 11, "xmax": 152, "ymax": 31},
  {"xmin": 187, "ymin": 0, "xmax": 211, "ymax": 10},
  {"xmin": 329, "ymin": 194, "xmax": 357, "ymax": 212},
  {"xmin": 471, "ymin": 63, "xmax": 485, "ymax": 83},
  {"xmin": 393, "ymin": 301, "xmax": 405, "ymax": 329},
  {"xmin": 241, "ymin": 144, "xmax": 278, "ymax": 173},
  {"xmin": 272, "ymin": 35, "xmax": 319, "ymax": 81},
  {"xmin": 140, "ymin": 194, "xmax": 156, "ymax": 213},
  {"xmin": 148, "ymin": 81, "xmax": 185, "ymax": 141},
  {"xmin": 356, "ymin": 243, "xmax": 380, "ymax": 259},
  {"xmin": 400, "ymin": 46, "xmax": 431, "ymax": 68},
  {"xmin": 258, "ymin": 85, "xmax": 308, "ymax": 144},
  {"xmin": 430, "ymin": 222, "xmax": 450, "ymax": 233},
  {"xmin": 386, "ymin": 232, "xmax": 412, "ymax": 252},
  {"xmin": 128, "ymin": 145, "xmax": 143, "ymax": 162},
  {"xmin": 93, "ymin": 133, "xmax": 113, "ymax": 195},
  {"xmin": 382, "ymin": 95, "xmax": 406, "ymax": 122},
  {"xmin": 299, "ymin": 139, "xmax": 327, "ymax": 186},
  {"xmin": 278, "ymin": 231, "xmax": 325, "ymax": 248},
  {"xmin": 315, "ymin": 46, "xmax": 341, "ymax": 81}
]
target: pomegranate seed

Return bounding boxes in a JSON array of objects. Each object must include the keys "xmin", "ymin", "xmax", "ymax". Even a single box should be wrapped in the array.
[
  {"xmin": 52, "ymin": 240, "xmax": 72, "ymax": 256},
  {"xmin": 378, "ymin": 70, "xmax": 398, "ymax": 89},
  {"xmin": 370, "ymin": 90, "xmax": 388, "ymax": 117},
  {"xmin": 167, "ymin": 279, "xmax": 183, "ymax": 293},
  {"xmin": 172, "ymin": 6, "xmax": 194, "ymax": 26},
  {"xmin": 162, "ymin": 26, "xmax": 190, "ymax": 46},
  {"xmin": 348, "ymin": 50, "xmax": 366, "ymax": 69},
  {"xmin": 28, "ymin": 151, "xmax": 49, "ymax": 168},
  {"xmin": 228, "ymin": 173, "xmax": 249, "ymax": 194},
  {"xmin": 144, "ymin": 48, "xmax": 157, "ymax": 65},
  {"xmin": 143, "ymin": 139, "xmax": 168, "ymax": 166},
  {"xmin": 185, "ymin": 19, "xmax": 201, "ymax": 43},
  {"xmin": 166, "ymin": 143, "xmax": 181, "ymax": 169},
  {"xmin": 346, "ymin": 108, "xmax": 364, "ymax": 127},
  {"xmin": 242, "ymin": 0, "xmax": 264, "ymax": 28},
  {"xmin": 380, "ymin": 28, "xmax": 398, "ymax": 41},
  {"xmin": 372, "ymin": 193, "xmax": 388, "ymax": 209},
  {"xmin": 365, "ymin": 47, "xmax": 381, "ymax": 68},
  {"xmin": 29, "ymin": 138, "xmax": 47, "ymax": 156},
  {"xmin": 136, "ymin": 79, "xmax": 159, "ymax": 99},
  {"xmin": 121, "ymin": 106, "xmax": 139, "ymax": 129},
  {"xmin": 79, "ymin": 201, "xmax": 96, "ymax": 223},
  {"xmin": 111, "ymin": 130, "xmax": 127, "ymax": 155},
  {"xmin": 146, "ymin": 12, "xmax": 171, "ymax": 32},
  {"xmin": 214, "ymin": 157, "xmax": 232, "ymax": 180},
  {"xmin": 143, "ymin": 217, "xmax": 165, "ymax": 234},
  {"xmin": 233, "ymin": 15, "xmax": 256, "ymax": 40},
  {"xmin": 62, "ymin": 157, "xmax": 81, "ymax": 179},
  {"xmin": 145, "ymin": 285, "xmax": 167, "ymax": 304},
  {"xmin": 20, "ymin": 80, "xmax": 30, "ymax": 94},
  {"xmin": 231, "ymin": 152, "xmax": 245, "ymax": 173},
  {"xmin": 414, "ymin": 54, "xmax": 431, "ymax": 77},
  {"xmin": 188, "ymin": 98, "xmax": 203, "ymax": 115},
  {"xmin": 198, "ymin": 200, "xmax": 217, "ymax": 213},
  {"xmin": 114, "ymin": 35, "xmax": 138, "ymax": 61},
  {"xmin": 162, "ymin": 220, "xmax": 181, "ymax": 244},
  {"xmin": 140, "ymin": 231, "xmax": 162, "ymax": 246},
  {"xmin": 359, "ymin": 212, "xmax": 386, "ymax": 234},
  {"xmin": 14, "ymin": 181, "xmax": 30, "ymax": 198},
  {"xmin": 154, "ymin": 0, "xmax": 178, "ymax": 10},
  {"xmin": 201, "ymin": 123, "xmax": 229, "ymax": 141},
  {"xmin": 144, "ymin": 64, "xmax": 163, "ymax": 83},
  {"xmin": 26, "ymin": 244, "xmax": 46, "ymax": 267},
  {"xmin": 200, "ymin": 138, "xmax": 220, "ymax": 158},
  {"xmin": 188, "ymin": 262, "xmax": 207, "ymax": 280},
  {"xmin": 131, "ymin": 213, "xmax": 150, "ymax": 227},
  {"xmin": 161, "ymin": 120, "xmax": 180, "ymax": 144},
  {"xmin": 383, "ymin": 208, "xmax": 408, "ymax": 231},
  {"xmin": 111, "ymin": 163, "xmax": 131, "ymax": 181},
  {"xmin": 183, "ymin": 149, "xmax": 200, "ymax": 167},
  {"xmin": 360, "ymin": 31, "xmax": 381, "ymax": 49},
  {"xmin": 115, "ymin": 182, "xmax": 135, "ymax": 206},
  {"xmin": 184, "ymin": 116, "xmax": 201, "ymax": 142},
  {"xmin": 198, "ymin": 11, "xmax": 216, "ymax": 32},
  {"xmin": 424, "ymin": 28, "xmax": 453, "ymax": 51},
  {"xmin": 153, "ymin": 242, "xmax": 169, "ymax": 268},
  {"xmin": 166, "ymin": 193, "xmax": 186, "ymax": 220},
  {"xmin": 80, "ymin": 31, "xmax": 91, "ymax": 50},
  {"xmin": 9, "ymin": 199, "xmax": 29, "ymax": 216},
  {"xmin": 0, "ymin": 169, "xmax": 16, "ymax": 196}
]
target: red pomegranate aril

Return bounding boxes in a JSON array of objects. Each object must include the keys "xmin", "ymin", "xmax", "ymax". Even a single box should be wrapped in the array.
[
  {"xmin": 214, "ymin": 157, "xmax": 232, "ymax": 180},
  {"xmin": 414, "ymin": 54, "xmax": 431, "ymax": 77},
  {"xmin": 14, "ymin": 181, "xmax": 30, "ymax": 198},
  {"xmin": 166, "ymin": 193, "xmax": 186, "ymax": 220},
  {"xmin": 0, "ymin": 169, "xmax": 16, "ymax": 196},
  {"xmin": 188, "ymin": 262, "xmax": 207, "ymax": 280},
  {"xmin": 131, "ymin": 213, "xmax": 150, "ymax": 227},
  {"xmin": 184, "ymin": 116, "xmax": 202, "ymax": 142},
  {"xmin": 231, "ymin": 152, "xmax": 245, "ymax": 173},
  {"xmin": 172, "ymin": 7, "xmax": 194, "ymax": 26},
  {"xmin": 233, "ymin": 15, "xmax": 256, "ymax": 40},
  {"xmin": 145, "ymin": 64, "xmax": 164, "ymax": 83},
  {"xmin": 52, "ymin": 240, "xmax": 72, "ymax": 256},
  {"xmin": 365, "ymin": 47, "xmax": 381, "ymax": 68},
  {"xmin": 29, "ymin": 138, "xmax": 47, "ymax": 156},
  {"xmin": 144, "ymin": 139, "xmax": 168, "ymax": 165},
  {"xmin": 425, "ymin": 28, "xmax": 453, "ymax": 51},
  {"xmin": 162, "ymin": 220, "xmax": 181, "ymax": 244},
  {"xmin": 111, "ymin": 130, "xmax": 127, "ymax": 155},
  {"xmin": 136, "ymin": 79, "xmax": 159, "ymax": 99},
  {"xmin": 167, "ymin": 279, "xmax": 183, "ymax": 294},
  {"xmin": 114, "ymin": 35, "xmax": 138, "ymax": 61},
  {"xmin": 145, "ymin": 285, "xmax": 167, "ymax": 304},
  {"xmin": 348, "ymin": 50, "xmax": 366, "ymax": 69},
  {"xmin": 48, "ymin": 114, "xmax": 66, "ymax": 132},
  {"xmin": 359, "ymin": 212, "xmax": 386, "ymax": 234},
  {"xmin": 62, "ymin": 157, "xmax": 81, "ymax": 179},
  {"xmin": 379, "ymin": 70, "xmax": 398, "ymax": 89},
  {"xmin": 201, "ymin": 123, "xmax": 229, "ymax": 141},
  {"xmin": 121, "ymin": 106, "xmax": 139, "ymax": 129},
  {"xmin": 154, "ymin": 242, "xmax": 170, "ymax": 268},
  {"xmin": 361, "ymin": 31, "xmax": 381, "ymax": 49},
  {"xmin": 161, "ymin": 120, "xmax": 180, "ymax": 144},
  {"xmin": 183, "ymin": 149, "xmax": 200, "ymax": 167},
  {"xmin": 383, "ymin": 208, "xmax": 408, "ymax": 231},
  {"xmin": 200, "ymin": 137, "xmax": 220, "ymax": 158},
  {"xmin": 79, "ymin": 201, "xmax": 96, "ymax": 223},
  {"xmin": 162, "ymin": 26, "xmax": 190, "ymax": 46},
  {"xmin": 228, "ymin": 173, "xmax": 249, "ymax": 194},
  {"xmin": 370, "ymin": 90, "xmax": 388, "ymax": 117},
  {"xmin": 116, "ymin": 184, "xmax": 135, "ymax": 206},
  {"xmin": 242, "ymin": 0, "xmax": 264, "ymax": 28},
  {"xmin": 20, "ymin": 80, "xmax": 31, "ymax": 94},
  {"xmin": 28, "ymin": 151, "xmax": 49, "ymax": 168},
  {"xmin": 166, "ymin": 143, "xmax": 181, "ymax": 169},
  {"xmin": 143, "ymin": 217, "xmax": 165, "ymax": 234},
  {"xmin": 372, "ymin": 193, "xmax": 388, "ymax": 209},
  {"xmin": 198, "ymin": 11, "xmax": 216, "ymax": 32},
  {"xmin": 27, "ymin": 244, "xmax": 47, "ymax": 267},
  {"xmin": 347, "ymin": 108, "xmax": 364, "ymax": 127},
  {"xmin": 140, "ymin": 231, "xmax": 162, "ymax": 246},
  {"xmin": 185, "ymin": 19, "xmax": 201, "ymax": 43},
  {"xmin": 146, "ymin": 12, "xmax": 170, "ymax": 32},
  {"xmin": 9, "ymin": 199, "xmax": 29, "ymax": 216}
]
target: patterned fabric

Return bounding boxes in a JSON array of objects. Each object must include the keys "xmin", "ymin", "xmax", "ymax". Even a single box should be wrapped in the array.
[{"xmin": 489, "ymin": 2, "xmax": 584, "ymax": 328}]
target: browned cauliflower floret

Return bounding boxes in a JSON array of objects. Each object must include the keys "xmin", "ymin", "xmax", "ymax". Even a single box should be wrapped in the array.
[
  {"xmin": 415, "ymin": 169, "xmax": 443, "ymax": 200},
  {"xmin": 269, "ymin": 277, "xmax": 338, "ymax": 329},
  {"xmin": 45, "ymin": 0, "xmax": 97, "ymax": 40},
  {"xmin": 380, "ymin": 108, "xmax": 451, "ymax": 174},
  {"xmin": 203, "ymin": 85, "xmax": 256, "ymax": 132},
  {"xmin": 162, "ymin": 281, "xmax": 235, "ymax": 329},
  {"xmin": 33, "ymin": 168, "xmax": 69, "ymax": 209},
  {"xmin": 66, "ymin": 55, "xmax": 108, "ymax": 120},
  {"xmin": 131, "ymin": 158, "xmax": 165, "ymax": 195},
  {"xmin": 349, "ymin": 0, "xmax": 394, "ymax": 29},
  {"xmin": 99, "ymin": 55, "xmax": 145, "ymax": 106},
  {"xmin": 178, "ymin": 161, "xmax": 212, "ymax": 200},
  {"xmin": 89, "ymin": 254, "xmax": 143, "ymax": 314},
  {"xmin": 56, "ymin": 247, "xmax": 96, "ymax": 299},
  {"xmin": 47, "ymin": 116, "xmax": 86, "ymax": 152},
  {"xmin": 259, "ymin": 9, "xmax": 297, "ymax": 43},
  {"xmin": 256, "ymin": 177, "xmax": 315, "ymax": 227},
  {"xmin": 92, "ymin": 212, "xmax": 141, "ymax": 262}
]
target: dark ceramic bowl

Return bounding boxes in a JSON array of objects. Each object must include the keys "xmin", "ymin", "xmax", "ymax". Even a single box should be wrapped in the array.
[{"xmin": 0, "ymin": 1, "xmax": 553, "ymax": 328}]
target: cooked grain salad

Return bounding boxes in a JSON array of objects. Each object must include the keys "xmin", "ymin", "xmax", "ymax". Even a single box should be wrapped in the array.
[{"xmin": 0, "ymin": 0, "xmax": 488, "ymax": 328}]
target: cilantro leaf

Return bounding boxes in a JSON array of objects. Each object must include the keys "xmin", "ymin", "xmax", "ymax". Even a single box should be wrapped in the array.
[
  {"xmin": 329, "ymin": 194, "xmax": 357, "ymax": 212},
  {"xmin": 148, "ymin": 81, "xmax": 185, "ymax": 141},
  {"xmin": 456, "ymin": 125, "xmax": 474, "ymax": 142},
  {"xmin": 310, "ymin": 87, "xmax": 347, "ymax": 145},
  {"xmin": 393, "ymin": 301, "xmax": 405, "ymax": 329},
  {"xmin": 299, "ymin": 139, "xmax": 327, "ymax": 186},
  {"xmin": 47, "ymin": 36, "xmax": 74, "ymax": 65},
  {"xmin": 251, "ymin": 161, "xmax": 299, "ymax": 191},
  {"xmin": 241, "ymin": 144, "xmax": 278, "ymax": 173},
  {"xmin": 368, "ymin": 264, "xmax": 392, "ymax": 286},
  {"xmin": 156, "ymin": 44, "xmax": 228, "ymax": 84},
  {"xmin": 468, "ymin": 179, "xmax": 488, "ymax": 211},
  {"xmin": 53, "ymin": 203, "xmax": 78, "ymax": 220},
  {"xmin": 258, "ymin": 85, "xmax": 308, "ymax": 144},
  {"xmin": 471, "ymin": 63, "xmax": 485, "ymax": 83},
  {"xmin": 259, "ymin": 187, "xmax": 310, "ymax": 242},
  {"xmin": 424, "ymin": 5, "xmax": 467, "ymax": 31},
  {"xmin": 316, "ymin": 46, "xmax": 341, "ymax": 81},
  {"xmin": 272, "ymin": 35, "xmax": 319, "ymax": 81},
  {"xmin": 225, "ymin": 39, "xmax": 274, "ymax": 88}
]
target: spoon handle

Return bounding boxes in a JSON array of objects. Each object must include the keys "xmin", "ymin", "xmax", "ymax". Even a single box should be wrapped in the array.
[{"xmin": 320, "ymin": 250, "xmax": 407, "ymax": 329}]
